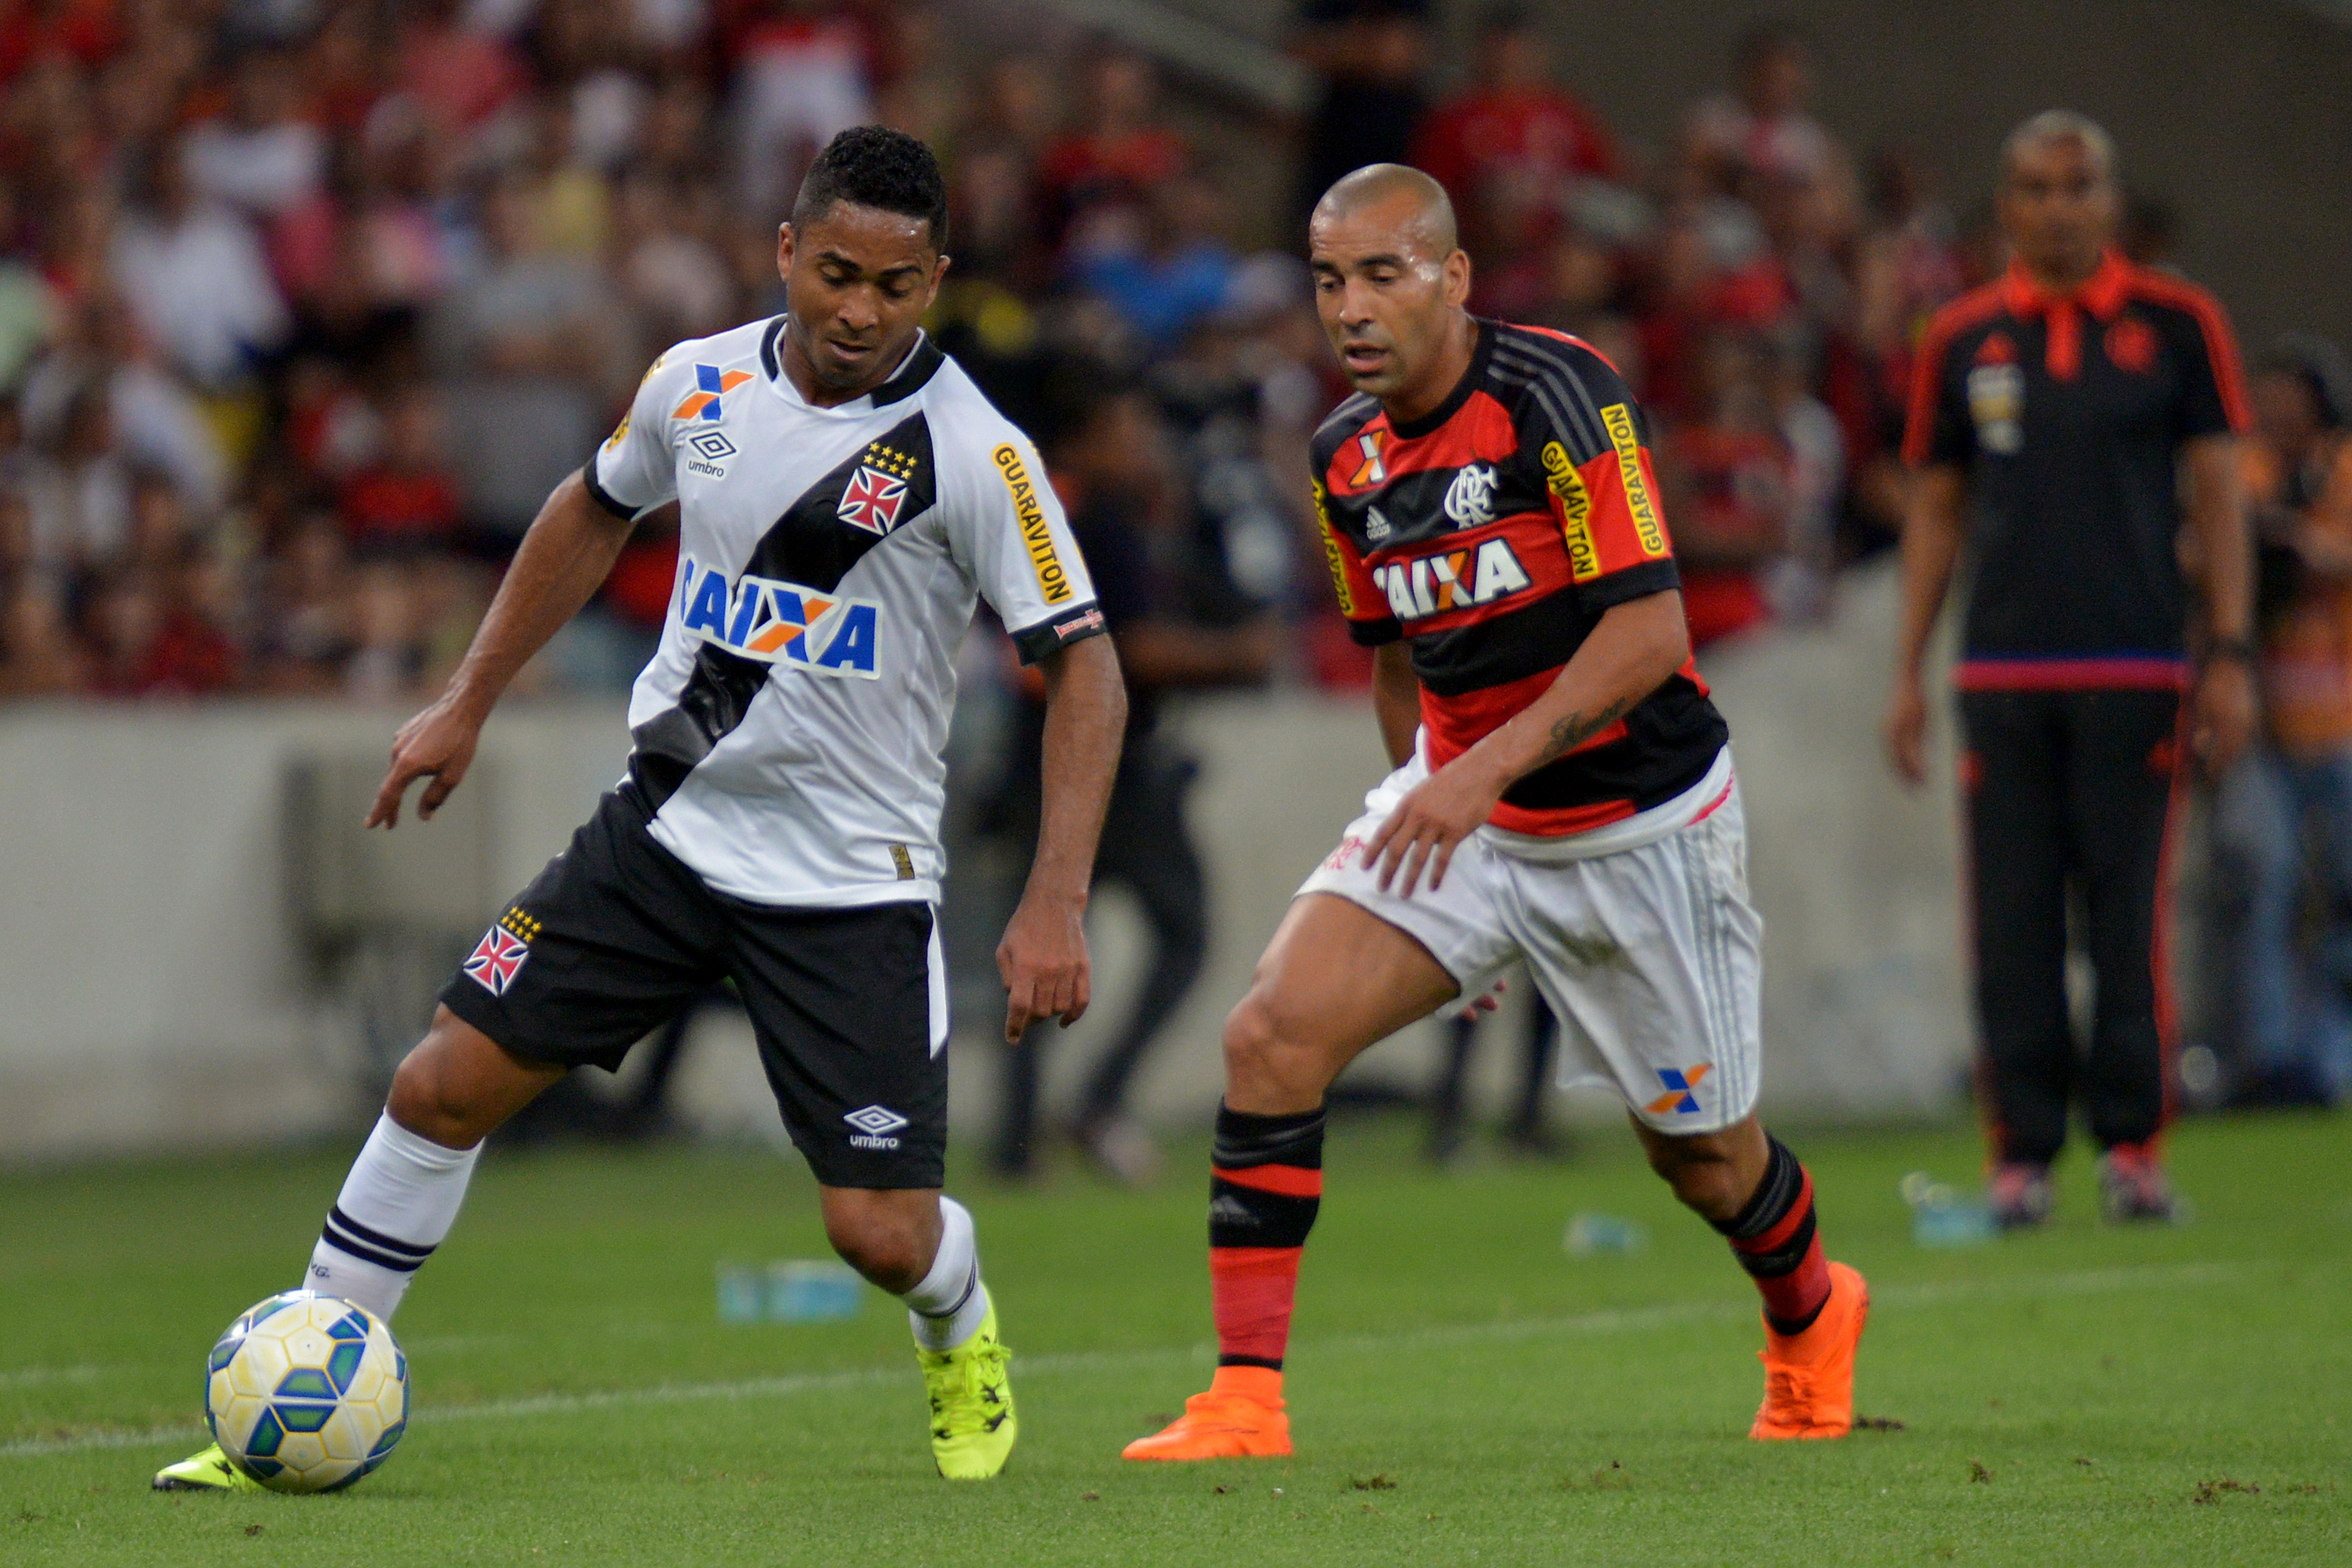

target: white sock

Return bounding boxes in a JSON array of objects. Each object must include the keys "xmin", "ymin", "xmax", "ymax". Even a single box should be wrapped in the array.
[
  {"xmin": 303, "ymin": 1113, "xmax": 481, "ymax": 1321},
  {"xmin": 904, "ymin": 1196, "xmax": 988, "ymax": 1352}
]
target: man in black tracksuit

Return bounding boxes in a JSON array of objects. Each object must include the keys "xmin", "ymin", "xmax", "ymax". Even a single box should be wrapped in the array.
[{"xmin": 1886, "ymin": 112, "xmax": 2255, "ymax": 1226}]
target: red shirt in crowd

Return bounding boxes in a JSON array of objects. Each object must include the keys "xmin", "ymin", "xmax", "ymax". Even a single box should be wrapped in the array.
[
  {"xmin": 93, "ymin": 614, "xmax": 236, "ymax": 697},
  {"xmin": 1410, "ymin": 85, "xmax": 1620, "ymax": 208},
  {"xmin": 1035, "ymin": 125, "xmax": 1187, "ymax": 245},
  {"xmin": 340, "ymin": 467, "xmax": 461, "ymax": 551},
  {"xmin": 0, "ymin": 0, "xmax": 124, "ymax": 82},
  {"xmin": 1663, "ymin": 421, "xmax": 1792, "ymax": 649}
]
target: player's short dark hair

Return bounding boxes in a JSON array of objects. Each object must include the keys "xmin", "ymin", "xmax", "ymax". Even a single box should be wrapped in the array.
[{"xmin": 790, "ymin": 126, "xmax": 949, "ymax": 251}]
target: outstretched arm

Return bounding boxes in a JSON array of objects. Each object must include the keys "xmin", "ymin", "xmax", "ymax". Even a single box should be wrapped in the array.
[
  {"xmin": 997, "ymin": 633, "xmax": 1127, "ymax": 1041},
  {"xmin": 367, "ymin": 471, "xmax": 638, "ymax": 827},
  {"xmin": 1884, "ymin": 463, "xmax": 1967, "ymax": 787},
  {"xmin": 1365, "ymin": 588, "xmax": 1692, "ymax": 895}
]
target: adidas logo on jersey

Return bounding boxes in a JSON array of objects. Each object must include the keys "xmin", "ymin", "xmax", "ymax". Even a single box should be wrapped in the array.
[
  {"xmin": 677, "ymin": 556, "xmax": 881, "ymax": 678},
  {"xmin": 1372, "ymin": 537, "xmax": 1533, "ymax": 621}
]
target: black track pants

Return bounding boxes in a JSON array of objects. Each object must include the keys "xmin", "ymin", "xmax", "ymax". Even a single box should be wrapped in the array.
[{"xmin": 1959, "ymin": 687, "xmax": 2181, "ymax": 1164}]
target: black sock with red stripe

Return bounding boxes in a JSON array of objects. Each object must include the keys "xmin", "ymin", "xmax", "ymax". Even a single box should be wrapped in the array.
[
  {"xmin": 1713, "ymin": 1135, "xmax": 1832, "ymax": 1336},
  {"xmin": 1208, "ymin": 1103, "xmax": 1326, "ymax": 1371}
]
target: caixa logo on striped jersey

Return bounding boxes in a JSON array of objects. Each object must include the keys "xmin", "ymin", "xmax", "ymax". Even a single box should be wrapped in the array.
[{"xmin": 676, "ymin": 555, "xmax": 881, "ymax": 678}]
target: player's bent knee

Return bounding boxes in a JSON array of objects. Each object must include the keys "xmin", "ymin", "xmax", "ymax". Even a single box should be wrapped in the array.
[
  {"xmin": 1222, "ymin": 993, "xmax": 1314, "ymax": 1096},
  {"xmin": 819, "ymin": 1190, "xmax": 940, "ymax": 1293},
  {"xmin": 822, "ymin": 1214, "xmax": 927, "ymax": 1293},
  {"xmin": 1642, "ymin": 1132, "xmax": 1748, "ymax": 1220},
  {"xmin": 1666, "ymin": 1162, "xmax": 1748, "ymax": 1221},
  {"xmin": 384, "ymin": 1010, "xmax": 549, "ymax": 1150}
]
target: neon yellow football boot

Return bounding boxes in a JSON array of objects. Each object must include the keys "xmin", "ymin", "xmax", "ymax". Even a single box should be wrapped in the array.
[
  {"xmin": 153, "ymin": 1442, "xmax": 263, "ymax": 1492},
  {"xmin": 918, "ymin": 1290, "xmax": 1016, "ymax": 1480}
]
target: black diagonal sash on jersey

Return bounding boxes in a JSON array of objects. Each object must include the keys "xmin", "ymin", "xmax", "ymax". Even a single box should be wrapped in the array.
[{"xmin": 630, "ymin": 398, "xmax": 939, "ymax": 809}]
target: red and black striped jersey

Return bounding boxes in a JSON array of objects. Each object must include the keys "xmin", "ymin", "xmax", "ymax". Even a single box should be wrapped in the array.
[{"xmin": 1310, "ymin": 318, "xmax": 1728, "ymax": 837}]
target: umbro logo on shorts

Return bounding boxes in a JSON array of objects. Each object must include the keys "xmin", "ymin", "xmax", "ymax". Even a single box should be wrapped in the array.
[{"xmin": 845, "ymin": 1105, "xmax": 909, "ymax": 1150}]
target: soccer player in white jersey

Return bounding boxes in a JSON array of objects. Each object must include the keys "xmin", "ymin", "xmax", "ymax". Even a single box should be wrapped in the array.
[{"xmin": 157, "ymin": 128, "xmax": 1125, "ymax": 1491}]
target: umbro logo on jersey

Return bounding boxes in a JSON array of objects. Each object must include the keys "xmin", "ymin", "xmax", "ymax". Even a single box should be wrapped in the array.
[
  {"xmin": 678, "ymin": 556, "xmax": 881, "ymax": 678},
  {"xmin": 1443, "ymin": 463, "xmax": 1499, "ymax": 528},
  {"xmin": 674, "ymin": 364, "xmax": 753, "ymax": 421},
  {"xmin": 1373, "ymin": 537, "xmax": 1533, "ymax": 621},
  {"xmin": 844, "ymin": 1104, "xmax": 909, "ymax": 1149},
  {"xmin": 685, "ymin": 429, "xmax": 737, "ymax": 477}
]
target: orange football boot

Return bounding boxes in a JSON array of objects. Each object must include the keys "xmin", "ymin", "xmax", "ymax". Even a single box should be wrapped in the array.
[
  {"xmin": 1121, "ymin": 1366, "xmax": 1291, "ymax": 1461},
  {"xmin": 1750, "ymin": 1260, "xmax": 1869, "ymax": 1440}
]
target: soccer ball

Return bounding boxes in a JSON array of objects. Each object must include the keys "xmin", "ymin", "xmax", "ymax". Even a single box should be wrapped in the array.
[{"xmin": 205, "ymin": 1292, "xmax": 409, "ymax": 1492}]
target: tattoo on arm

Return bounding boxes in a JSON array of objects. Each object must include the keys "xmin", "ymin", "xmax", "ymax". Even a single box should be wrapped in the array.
[{"xmin": 1537, "ymin": 697, "xmax": 1633, "ymax": 766}]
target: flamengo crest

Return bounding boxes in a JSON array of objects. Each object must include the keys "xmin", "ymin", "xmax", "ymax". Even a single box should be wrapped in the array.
[{"xmin": 1443, "ymin": 463, "xmax": 1499, "ymax": 528}]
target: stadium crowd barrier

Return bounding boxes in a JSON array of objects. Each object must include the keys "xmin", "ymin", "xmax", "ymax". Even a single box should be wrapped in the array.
[{"xmin": 0, "ymin": 565, "xmax": 1978, "ymax": 1162}]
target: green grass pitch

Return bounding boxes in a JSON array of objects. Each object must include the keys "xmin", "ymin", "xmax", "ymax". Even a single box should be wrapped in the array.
[{"xmin": 2, "ymin": 1111, "xmax": 2345, "ymax": 1566}]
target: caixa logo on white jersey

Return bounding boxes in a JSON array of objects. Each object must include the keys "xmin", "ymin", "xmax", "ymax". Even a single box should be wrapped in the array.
[
  {"xmin": 676, "ymin": 555, "xmax": 881, "ymax": 678},
  {"xmin": 1372, "ymin": 537, "xmax": 1533, "ymax": 621}
]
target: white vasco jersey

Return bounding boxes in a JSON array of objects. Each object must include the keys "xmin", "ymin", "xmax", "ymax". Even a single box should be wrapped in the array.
[{"xmin": 587, "ymin": 318, "xmax": 1104, "ymax": 907}]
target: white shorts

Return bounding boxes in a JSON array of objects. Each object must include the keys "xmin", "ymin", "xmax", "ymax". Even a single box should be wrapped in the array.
[{"xmin": 1297, "ymin": 746, "xmax": 1761, "ymax": 1133}]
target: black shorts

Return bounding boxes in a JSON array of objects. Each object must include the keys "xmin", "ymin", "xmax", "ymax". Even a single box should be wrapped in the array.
[{"xmin": 438, "ymin": 783, "xmax": 947, "ymax": 1189}]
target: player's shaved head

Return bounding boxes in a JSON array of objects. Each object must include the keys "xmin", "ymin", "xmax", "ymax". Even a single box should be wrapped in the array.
[
  {"xmin": 1308, "ymin": 164, "xmax": 1477, "ymax": 419},
  {"xmin": 1312, "ymin": 164, "xmax": 1459, "ymax": 264}
]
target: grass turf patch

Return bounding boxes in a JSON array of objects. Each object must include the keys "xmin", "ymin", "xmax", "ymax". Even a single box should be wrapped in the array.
[{"xmin": 1, "ymin": 1111, "xmax": 2345, "ymax": 1565}]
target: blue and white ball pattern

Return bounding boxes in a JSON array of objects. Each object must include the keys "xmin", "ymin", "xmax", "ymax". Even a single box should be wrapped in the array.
[{"xmin": 205, "ymin": 1292, "xmax": 409, "ymax": 1492}]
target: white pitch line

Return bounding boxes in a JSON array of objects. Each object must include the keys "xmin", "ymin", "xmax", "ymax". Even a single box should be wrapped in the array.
[
  {"xmin": 0, "ymin": 1366, "xmax": 105, "ymax": 1391},
  {"xmin": 0, "ymin": 1258, "xmax": 2258, "ymax": 1461}
]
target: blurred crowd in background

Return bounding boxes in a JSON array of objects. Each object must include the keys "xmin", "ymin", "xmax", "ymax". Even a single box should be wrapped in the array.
[
  {"xmin": 1, "ymin": 0, "xmax": 2345, "ymax": 1133},
  {"xmin": 0, "ymin": 0, "xmax": 2052, "ymax": 706}
]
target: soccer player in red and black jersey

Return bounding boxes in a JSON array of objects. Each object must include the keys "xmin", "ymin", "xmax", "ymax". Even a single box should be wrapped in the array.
[
  {"xmin": 1122, "ymin": 166, "xmax": 1866, "ymax": 1463},
  {"xmin": 1888, "ymin": 113, "xmax": 2255, "ymax": 1228}
]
